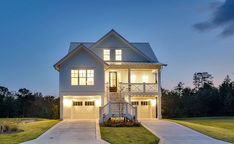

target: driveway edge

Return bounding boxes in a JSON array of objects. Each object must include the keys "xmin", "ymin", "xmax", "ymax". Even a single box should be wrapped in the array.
[
  {"xmin": 141, "ymin": 121, "xmax": 164, "ymax": 144},
  {"xmin": 96, "ymin": 119, "xmax": 109, "ymax": 144}
]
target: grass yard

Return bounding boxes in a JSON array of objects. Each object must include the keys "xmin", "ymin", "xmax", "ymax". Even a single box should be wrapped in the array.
[
  {"xmin": 100, "ymin": 126, "xmax": 159, "ymax": 144},
  {"xmin": 0, "ymin": 118, "xmax": 59, "ymax": 144},
  {"xmin": 169, "ymin": 117, "xmax": 234, "ymax": 143}
]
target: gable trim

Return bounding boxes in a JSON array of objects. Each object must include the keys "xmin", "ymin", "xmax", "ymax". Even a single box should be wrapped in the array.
[
  {"xmin": 54, "ymin": 44, "xmax": 109, "ymax": 71},
  {"xmin": 90, "ymin": 29, "xmax": 153, "ymax": 62}
]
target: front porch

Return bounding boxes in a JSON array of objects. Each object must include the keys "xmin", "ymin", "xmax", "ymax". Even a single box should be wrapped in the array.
[{"xmin": 99, "ymin": 63, "xmax": 163, "ymax": 123}]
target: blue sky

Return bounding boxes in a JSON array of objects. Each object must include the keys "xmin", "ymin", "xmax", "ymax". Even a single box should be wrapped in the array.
[{"xmin": 0, "ymin": 0, "xmax": 234, "ymax": 95}]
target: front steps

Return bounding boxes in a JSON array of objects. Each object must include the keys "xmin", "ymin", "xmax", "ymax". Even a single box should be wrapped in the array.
[{"xmin": 99, "ymin": 101, "xmax": 137, "ymax": 124}]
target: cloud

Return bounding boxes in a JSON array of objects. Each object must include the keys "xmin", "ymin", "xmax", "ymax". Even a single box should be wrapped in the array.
[{"xmin": 194, "ymin": 0, "xmax": 234, "ymax": 37}]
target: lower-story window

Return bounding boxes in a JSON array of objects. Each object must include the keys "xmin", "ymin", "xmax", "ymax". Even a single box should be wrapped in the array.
[
  {"xmin": 141, "ymin": 101, "xmax": 149, "ymax": 106},
  {"xmin": 85, "ymin": 101, "xmax": 95, "ymax": 106}
]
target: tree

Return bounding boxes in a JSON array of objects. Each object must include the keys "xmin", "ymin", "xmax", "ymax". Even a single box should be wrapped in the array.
[
  {"xmin": 193, "ymin": 72, "xmax": 213, "ymax": 90},
  {"xmin": 175, "ymin": 82, "xmax": 184, "ymax": 96}
]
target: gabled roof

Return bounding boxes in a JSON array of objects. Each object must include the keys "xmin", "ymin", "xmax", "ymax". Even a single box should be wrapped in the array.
[
  {"xmin": 69, "ymin": 42, "xmax": 159, "ymax": 62},
  {"xmin": 54, "ymin": 44, "xmax": 109, "ymax": 71},
  {"xmin": 90, "ymin": 29, "xmax": 154, "ymax": 62}
]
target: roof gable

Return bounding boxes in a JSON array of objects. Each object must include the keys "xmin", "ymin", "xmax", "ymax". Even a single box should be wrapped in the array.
[
  {"xmin": 90, "ymin": 29, "xmax": 153, "ymax": 61},
  {"xmin": 54, "ymin": 44, "xmax": 108, "ymax": 71}
]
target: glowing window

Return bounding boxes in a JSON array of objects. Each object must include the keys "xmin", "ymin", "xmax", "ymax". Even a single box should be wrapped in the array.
[
  {"xmin": 71, "ymin": 70, "xmax": 78, "ymax": 85},
  {"xmin": 71, "ymin": 69, "xmax": 94, "ymax": 86},
  {"xmin": 103, "ymin": 49, "xmax": 110, "ymax": 61},
  {"xmin": 115, "ymin": 49, "xmax": 122, "ymax": 61},
  {"xmin": 79, "ymin": 70, "xmax": 86, "ymax": 85},
  {"xmin": 87, "ymin": 69, "xmax": 94, "ymax": 85}
]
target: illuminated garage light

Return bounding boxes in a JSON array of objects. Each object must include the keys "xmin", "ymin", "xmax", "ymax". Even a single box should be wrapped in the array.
[
  {"xmin": 151, "ymin": 99, "xmax": 156, "ymax": 106},
  {"xmin": 63, "ymin": 99, "xmax": 72, "ymax": 107},
  {"xmin": 96, "ymin": 99, "xmax": 101, "ymax": 107}
]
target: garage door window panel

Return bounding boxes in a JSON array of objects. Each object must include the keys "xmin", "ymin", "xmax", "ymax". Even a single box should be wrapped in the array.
[
  {"xmin": 73, "ymin": 101, "xmax": 83, "ymax": 106},
  {"xmin": 141, "ymin": 101, "xmax": 149, "ymax": 106},
  {"xmin": 85, "ymin": 101, "xmax": 95, "ymax": 106},
  {"xmin": 132, "ymin": 101, "xmax": 139, "ymax": 106}
]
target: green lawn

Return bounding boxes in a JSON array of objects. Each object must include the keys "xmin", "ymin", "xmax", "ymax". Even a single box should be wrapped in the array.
[
  {"xmin": 0, "ymin": 118, "xmax": 60, "ymax": 144},
  {"xmin": 169, "ymin": 117, "xmax": 234, "ymax": 143},
  {"xmin": 100, "ymin": 126, "xmax": 159, "ymax": 144}
]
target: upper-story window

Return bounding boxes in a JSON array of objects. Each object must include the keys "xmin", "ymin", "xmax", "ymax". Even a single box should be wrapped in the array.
[
  {"xmin": 103, "ymin": 49, "xmax": 110, "ymax": 61},
  {"xmin": 71, "ymin": 70, "xmax": 78, "ymax": 85},
  {"xmin": 115, "ymin": 49, "xmax": 122, "ymax": 61},
  {"xmin": 71, "ymin": 69, "xmax": 94, "ymax": 86}
]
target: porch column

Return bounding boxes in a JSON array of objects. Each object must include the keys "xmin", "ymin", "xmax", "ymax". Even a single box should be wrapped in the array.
[
  {"xmin": 60, "ymin": 93, "xmax": 63, "ymax": 120},
  {"xmin": 128, "ymin": 68, "xmax": 131, "ymax": 103},
  {"xmin": 157, "ymin": 69, "xmax": 162, "ymax": 119}
]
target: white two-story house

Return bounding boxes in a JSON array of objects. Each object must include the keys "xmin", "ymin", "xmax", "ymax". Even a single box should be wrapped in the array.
[{"xmin": 54, "ymin": 30, "xmax": 166, "ymax": 122}]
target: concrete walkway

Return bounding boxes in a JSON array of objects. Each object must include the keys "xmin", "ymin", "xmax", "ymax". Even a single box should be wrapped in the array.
[
  {"xmin": 141, "ymin": 119, "xmax": 231, "ymax": 144},
  {"xmin": 22, "ymin": 120, "xmax": 108, "ymax": 144}
]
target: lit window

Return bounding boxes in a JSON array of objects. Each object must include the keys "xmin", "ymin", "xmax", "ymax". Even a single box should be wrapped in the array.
[
  {"xmin": 79, "ymin": 70, "xmax": 86, "ymax": 85},
  {"xmin": 71, "ymin": 70, "xmax": 78, "ymax": 85},
  {"xmin": 87, "ymin": 69, "xmax": 94, "ymax": 85},
  {"xmin": 71, "ymin": 69, "xmax": 94, "ymax": 86},
  {"xmin": 103, "ymin": 49, "xmax": 110, "ymax": 61},
  {"xmin": 115, "ymin": 49, "xmax": 122, "ymax": 61}
]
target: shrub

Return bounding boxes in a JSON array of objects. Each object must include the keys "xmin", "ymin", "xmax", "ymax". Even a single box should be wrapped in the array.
[{"xmin": 102, "ymin": 118, "xmax": 141, "ymax": 127}]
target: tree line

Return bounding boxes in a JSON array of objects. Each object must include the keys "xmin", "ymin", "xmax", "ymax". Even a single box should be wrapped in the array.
[
  {"xmin": 162, "ymin": 72, "xmax": 234, "ymax": 118},
  {"xmin": 0, "ymin": 87, "xmax": 59, "ymax": 119}
]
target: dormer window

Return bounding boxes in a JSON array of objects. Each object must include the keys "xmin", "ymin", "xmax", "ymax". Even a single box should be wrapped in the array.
[
  {"xmin": 115, "ymin": 49, "xmax": 122, "ymax": 61},
  {"xmin": 103, "ymin": 49, "xmax": 110, "ymax": 61}
]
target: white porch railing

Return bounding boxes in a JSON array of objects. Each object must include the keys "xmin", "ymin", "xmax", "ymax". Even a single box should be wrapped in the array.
[
  {"xmin": 119, "ymin": 82, "xmax": 158, "ymax": 93},
  {"xmin": 99, "ymin": 101, "xmax": 137, "ymax": 123}
]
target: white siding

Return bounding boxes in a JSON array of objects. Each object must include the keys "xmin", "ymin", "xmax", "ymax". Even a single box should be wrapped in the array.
[{"xmin": 59, "ymin": 49, "xmax": 105, "ymax": 95}]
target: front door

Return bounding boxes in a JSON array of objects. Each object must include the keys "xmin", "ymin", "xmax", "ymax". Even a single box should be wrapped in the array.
[{"xmin": 109, "ymin": 72, "xmax": 117, "ymax": 92}]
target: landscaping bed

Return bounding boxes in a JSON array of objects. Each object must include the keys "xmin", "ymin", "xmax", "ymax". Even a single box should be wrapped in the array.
[
  {"xmin": 100, "ymin": 118, "xmax": 159, "ymax": 144},
  {"xmin": 169, "ymin": 117, "xmax": 234, "ymax": 143},
  {"xmin": 0, "ymin": 118, "xmax": 59, "ymax": 144}
]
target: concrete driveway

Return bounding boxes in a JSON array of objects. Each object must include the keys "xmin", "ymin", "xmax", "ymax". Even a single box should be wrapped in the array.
[
  {"xmin": 22, "ymin": 120, "xmax": 108, "ymax": 144},
  {"xmin": 141, "ymin": 119, "xmax": 231, "ymax": 144}
]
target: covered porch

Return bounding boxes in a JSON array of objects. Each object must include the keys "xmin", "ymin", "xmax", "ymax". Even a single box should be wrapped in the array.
[{"xmin": 103, "ymin": 62, "xmax": 163, "ymax": 119}]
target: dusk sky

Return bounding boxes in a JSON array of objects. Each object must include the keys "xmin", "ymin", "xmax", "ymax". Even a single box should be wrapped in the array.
[{"xmin": 1, "ymin": 0, "xmax": 234, "ymax": 96}]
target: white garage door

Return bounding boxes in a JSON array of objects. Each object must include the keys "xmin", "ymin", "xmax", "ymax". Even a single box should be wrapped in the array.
[
  {"xmin": 132, "ymin": 101, "xmax": 151, "ymax": 118},
  {"xmin": 71, "ymin": 101, "xmax": 98, "ymax": 119}
]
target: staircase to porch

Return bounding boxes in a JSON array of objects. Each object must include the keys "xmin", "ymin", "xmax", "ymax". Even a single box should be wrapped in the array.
[{"xmin": 99, "ymin": 92, "xmax": 137, "ymax": 124}]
